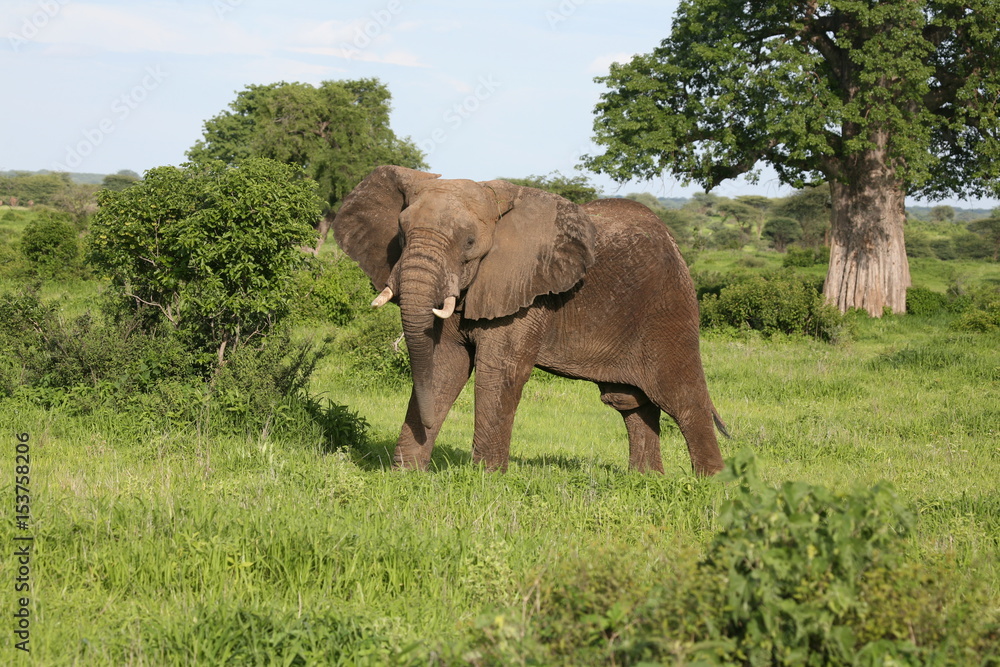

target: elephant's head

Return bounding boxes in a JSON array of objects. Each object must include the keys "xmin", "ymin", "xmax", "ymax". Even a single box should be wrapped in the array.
[{"xmin": 333, "ymin": 165, "xmax": 595, "ymax": 428}]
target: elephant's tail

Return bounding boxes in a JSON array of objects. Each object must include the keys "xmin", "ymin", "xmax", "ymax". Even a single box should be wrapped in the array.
[{"xmin": 712, "ymin": 405, "xmax": 731, "ymax": 439}]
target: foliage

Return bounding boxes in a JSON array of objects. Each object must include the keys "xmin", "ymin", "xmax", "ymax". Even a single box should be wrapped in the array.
[
  {"xmin": 501, "ymin": 171, "xmax": 602, "ymax": 204},
  {"xmin": 584, "ymin": 0, "xmax": 1000, "ymax": 200},
  {"xmin": 906, "ymin": 286, "xmax": 949, "ymax": 316},
  {"xmin": 0, "ymin": 285, "xmax": 367, "ymax": 451},
  {"xmin": 763, "ymin": 216, "xmax": 803, "ymax": 252},
  {"xmin": 782, "ymin": 246, "xmax": 827, "ymax": 268},
  {"xmin": 0, "ymin": 171, "xmax": 99, "ymax": 223},
  {"xmin": 19, "ymin": 209, "xmax": 79, "ymax": 276},
  {"xmin": 336, "ymin": 305, "xmax": 411, "ymax": 388},
  {"xmin": 773, "ymin": 185, "xmax": 831, "ymax": 250},
  {"xmin": 700, "ymin": 271, "xmax": 845, "ymax": 340},
  {"xmin": 967, "ymin": 216, "xmax": 1000, "ymax": 261},
  {"xmin": 718, "ymin": 199, "xmax": 764, "ymax": 237},
  {"xmin": 101, "ymin": 169, "xmax": 141, "ymax": 192},
  {"xmin": 187, "ymin": 79, "xmax": 426, "ymax": 212},
  {"xmin": 584, "ymin": 0, "xmax": 1000, "ymax": 314},
  {"xmin": 459, "ymin": 452, "xmax": 998, "ymax": 665},
  {"xmin": 290, "ymin": 254, "xmax": 376, "ymax": 325},
  {"xmin": 0, "ymin": 170, "xmax": 73, "ymax": 204},
  {"xmin": 930, "ymin": 205, "xmax": 956, "ymax": 223},
  {"xmin": 702, "ymin": 451, "xmax": 913, "ymax": 665},
  {"xmin": 86, "ymin": 158, "xmax": 321, "ymax": 368},
  {"xmin": 950, "ymin": 284, "xmax": 1000, "ymax": 332},
  {"xmin": 0, "ymin": 285, "xmax": 197, "ymax": 405}
]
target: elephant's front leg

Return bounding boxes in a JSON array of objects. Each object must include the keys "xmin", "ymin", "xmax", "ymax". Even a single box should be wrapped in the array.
[
  {"xmin": 395, "ymin": 339, "xmax": 473, "ymax": 470},
  {"xmin": 470, "ymin": 323, "xmax": 543, "ymax": 471}
]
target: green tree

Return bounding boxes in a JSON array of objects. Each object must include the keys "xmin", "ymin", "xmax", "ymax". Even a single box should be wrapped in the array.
[
  {"xmin": 968, "ymin": 215, "xmax": 1000, "ymax": 261},
  {"xmin": 763, "ymin": 216, "xmax": 803, "ymax": 252},
  {"xmin": 717, "ymin": 199, "xmax": 763, "ymax": 238},
  {"xmin": 929, "ymin": 205, "xmax": 956, "ymax": 223},
  {"xmin": 86, "ymin": 159, "xmax": 321, "ymax": 369},
  {"xmin": 773, "ymin": 185, "xmax": 832, "ymax": 250},
  {"xmin": 502, "ymin": 172, "xmax": 601, "ymax": 204},
  {"xmin": 0, "ymin": 171, "xmax": 73, "ymax": 206},
  {"xmin": 102, "ymin": 170, "xmax": 141, "ymax": 192},
  {"xmin": 625, "ymin": 192, "xmax": 665, "ymax": 211},
  {"xmin": 585, "ymin": 0, "xmax": 1000, "ymax": 316},
  {"xmin": 187, "ymin": 79, "xmax": 425, "ymax": 249},
  {"xmin": 736, "ymin": 194, "xmax": 774, "ymax": 237}
]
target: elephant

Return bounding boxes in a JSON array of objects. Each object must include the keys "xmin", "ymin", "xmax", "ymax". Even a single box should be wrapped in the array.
[{"xmin": 333, "ymin": 165, "xmax": 728, "ymax": 475}]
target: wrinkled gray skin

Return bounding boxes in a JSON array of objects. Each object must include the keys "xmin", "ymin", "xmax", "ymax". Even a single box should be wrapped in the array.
[{"xmin": 334, "ymin": 166, "xmax": 727, "ymax": 475}]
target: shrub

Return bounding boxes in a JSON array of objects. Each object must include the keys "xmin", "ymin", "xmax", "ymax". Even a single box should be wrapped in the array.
[
  {"xmin": 86, "ymin": 158, "xmax": 321, "ymax": 370},
  {"xmin": 20, "ymin": 210, "xmax": 79, "ymax": 276},
  {"xmin": 0, "ymin": 286, "xmax": 196, "ymax": 403},
  {"xmin": 948, "ymin": 283, "xmax": 1000, "ymax": 332},
  {"xmin": 699, "ymin": 450, "xmax": 913, "ymax": 665},
  {"xmin": 906, "ymin": 286, "xmax": 949, "ymax": 316},
  {"xmin": 290, "ymin": 255, "xmax": 375, "ymax": 325},
  {"xmin": 782, "ymin": 246, "xmax": 827, "ymax": 267},
  {"xmin": 458, "ymin": 452, "xmax": 999, "ymax": 665},
  {"xmin": 336, "ymin": 306, "xmax": 411, "ymax": 387},
  {"xmin": 700, "ymin": 271, "xmax": 845, "ymax": 340},
  {"xmin": 0, "ymin": 287, "xmax": 367, "ymax": 450}
]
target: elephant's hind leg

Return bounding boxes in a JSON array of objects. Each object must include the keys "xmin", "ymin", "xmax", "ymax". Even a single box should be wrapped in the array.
[{"xmin": 599, "ymin": 383, "xmax": 664, "ymax": 473}]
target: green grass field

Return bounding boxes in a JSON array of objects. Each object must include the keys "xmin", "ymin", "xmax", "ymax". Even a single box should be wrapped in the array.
[
  {"xmin": 2, "ymin": 208, "xmax": 999, "ymax": 663},
  {"xmin": 3, "ymin": 309, "xmax": 999, "ymax": 663}
]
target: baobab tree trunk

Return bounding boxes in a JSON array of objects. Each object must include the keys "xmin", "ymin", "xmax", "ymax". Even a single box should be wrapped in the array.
[{"xmin": 823, "ymin": 150, "xmax": 911, "ymax": 316}]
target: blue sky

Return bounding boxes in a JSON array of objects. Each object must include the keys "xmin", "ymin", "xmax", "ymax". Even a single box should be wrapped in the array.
[{"xmin": 2, "ymin": 0, "xmax": 996, "ymax": 208}]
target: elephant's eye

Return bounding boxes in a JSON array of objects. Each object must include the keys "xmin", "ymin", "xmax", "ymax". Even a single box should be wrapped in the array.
[{"xmin": 465, "ymin": 235, "xmax": 475, "ymax": 249}]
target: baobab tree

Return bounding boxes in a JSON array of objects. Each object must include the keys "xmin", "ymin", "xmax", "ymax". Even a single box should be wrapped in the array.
[{"xmin": 585, "ymin": 0, "xmax": 1000, "ymax": 315}]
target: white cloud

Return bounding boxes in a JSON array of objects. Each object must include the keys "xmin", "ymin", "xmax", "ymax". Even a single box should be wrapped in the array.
[{"xmin": 33, "ymin": 2, "xmax": 268, "ymax": 56}]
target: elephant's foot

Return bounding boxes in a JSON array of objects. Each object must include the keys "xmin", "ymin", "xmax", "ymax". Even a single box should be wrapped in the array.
[
  {"xmin": 392, "ymin": 445, "xmax": 432, "ymax": 471},
  {"xmin": 471, "ymin": 448, "xmax": 509, "ymax": 472}
]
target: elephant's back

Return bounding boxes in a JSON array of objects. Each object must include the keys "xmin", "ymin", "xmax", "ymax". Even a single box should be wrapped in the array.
[{"xmin": 580, "ymin": 198, "xmax": 690, "ymax": 286}]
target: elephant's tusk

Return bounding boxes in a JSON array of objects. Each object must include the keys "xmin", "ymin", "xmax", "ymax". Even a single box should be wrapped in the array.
[
  {"xmin": 432, "ymin": 295, "xmax": 456, "ymax": 319},
  {"xmin": 371, "ymin": 286, "xmax": 394, "ymax": 308}
]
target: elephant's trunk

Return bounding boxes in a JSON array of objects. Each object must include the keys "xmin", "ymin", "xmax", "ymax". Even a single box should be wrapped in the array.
[{"xmin": 398, "ymin": 249, "xmax": 449, "ymax": 430}]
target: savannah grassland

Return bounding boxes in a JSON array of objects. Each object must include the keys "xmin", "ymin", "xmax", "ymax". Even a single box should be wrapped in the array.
[{"xmin": 1, "ymin": 205, "xmax": 999, "ymax": 665}]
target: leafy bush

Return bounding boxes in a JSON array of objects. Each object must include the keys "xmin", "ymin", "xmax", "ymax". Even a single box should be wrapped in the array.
[
  {"xmin": 458, "ymin": 452, "xmax": 998, "ymax": 665},
  {"xmin": 20, "ymin": 209, "xmax": 79, "ymax": 276},
  {"xmin": 0, "ymin": 287, "xmax": 368, "ymax": 450},
  {"xmin": 700, "ymin": 271, "xmax": 845, "ymax": 340},
  {"xmin": 290, "ymin": 254, "xmax": 375, "ymax": 325},
  {"xmin": 336, "ymin": 306, "xmax": 411, "ymax": 387},
  {"xmin": 86, "ymin": 158, "xmax": 321, "ymax": 369},
  {"xmin": 951, "ymin": 303, "xmax": 1000, "ymax": 332},
  {"xmin": 782, "ymin": 246, "xmax": 828, "ymax": 267},
  {"xmin": 0, "ymin": 286, "xmax": 196, "ymax": 403},
  {"xmin": 906, "ymin": 286, "xmax": 949, "ymax": 316},
  {"xmin": 700, "ymin": 451, "xmax": 913, "ymax": 665}
]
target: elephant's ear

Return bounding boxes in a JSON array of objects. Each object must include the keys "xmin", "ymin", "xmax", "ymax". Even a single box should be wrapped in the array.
[
  {"xmin": 333, "ymin": 166, "xmax": 440, "ymax": 288},
  {"xmin": 464, "ymin": 182, "xmax": 595, "ymax": 320}
]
